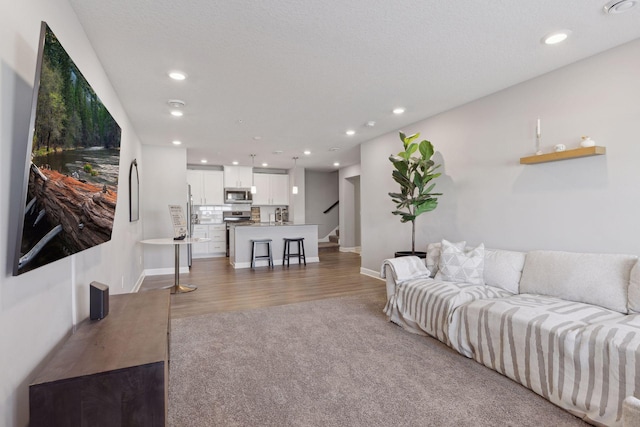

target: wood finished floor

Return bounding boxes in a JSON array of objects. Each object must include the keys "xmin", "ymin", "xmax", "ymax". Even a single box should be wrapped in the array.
[{"xmin": 140, "ymin": 251, "xmax": 386, "ymax": 319}]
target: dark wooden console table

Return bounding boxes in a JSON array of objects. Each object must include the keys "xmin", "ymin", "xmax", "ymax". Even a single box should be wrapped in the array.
[{"xmin": 29, "ymin": 289, "xmax": 171, "ymax": 426}]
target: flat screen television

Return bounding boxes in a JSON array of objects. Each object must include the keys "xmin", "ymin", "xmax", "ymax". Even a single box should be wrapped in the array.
[{"xmin": 13, "ymin": 22, "xmax": 121, "ymax": 276}]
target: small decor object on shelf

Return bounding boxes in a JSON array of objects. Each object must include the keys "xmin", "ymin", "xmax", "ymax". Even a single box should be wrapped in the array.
[
  {"xmin": 580, "ymin": 136, "xmax": 596, "ymax": 147},
  {"xmin": 535, "ymin": 118, "xmax": 543, "ymax": 155},
  {"xmin": 554, "ymin": 144, "xmax": 566, "ymax": 152}
]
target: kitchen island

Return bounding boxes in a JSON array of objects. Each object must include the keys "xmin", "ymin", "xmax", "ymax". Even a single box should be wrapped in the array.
[{"xmin": 229, "ymin": 223, "xmax": 319, "ymax": 268}]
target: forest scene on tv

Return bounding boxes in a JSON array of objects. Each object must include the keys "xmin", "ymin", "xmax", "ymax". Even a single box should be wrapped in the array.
[{"xmin": 15, "ymin": 23, "xmax": 121, "ymax": 275}]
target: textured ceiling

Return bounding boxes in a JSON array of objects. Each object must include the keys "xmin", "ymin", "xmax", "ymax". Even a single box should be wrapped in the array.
[{"xmin": 67, "ymin": 0, "xmax": 640, "ymax": 170}]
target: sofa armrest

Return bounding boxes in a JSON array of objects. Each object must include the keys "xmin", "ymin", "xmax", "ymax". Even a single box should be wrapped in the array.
[
  {"xmin": 623, "ymin": 396, "xmax": 640, "ymax": 427},
  {"xmin": 384, "ymin": 264, "xmax": 397, "ymax": 301}
]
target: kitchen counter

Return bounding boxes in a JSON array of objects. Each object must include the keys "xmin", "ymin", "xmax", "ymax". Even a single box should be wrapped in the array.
[{"xmin": 228, "ymin": 223, "xmax": 319, "ymax": 269}]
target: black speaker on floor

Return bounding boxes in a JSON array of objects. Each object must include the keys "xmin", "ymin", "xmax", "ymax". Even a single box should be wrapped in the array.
[{"xmin": 90, "ymin": 282, "xmax": 109, "ymax": 320}]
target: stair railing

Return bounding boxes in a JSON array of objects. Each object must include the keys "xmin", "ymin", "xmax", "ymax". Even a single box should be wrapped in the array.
[{"xmin": 323, "ymin": 201, "xmax": 339, "ymax": 214}]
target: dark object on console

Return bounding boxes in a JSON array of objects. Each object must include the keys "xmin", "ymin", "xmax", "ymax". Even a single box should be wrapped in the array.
[
  {"xmin": 173, "ymin": 234, "xmax": 186, "ymax": 241},
  {"xmin": 90, "ymin": 281, "xmax": 109, "ymax": 320}
]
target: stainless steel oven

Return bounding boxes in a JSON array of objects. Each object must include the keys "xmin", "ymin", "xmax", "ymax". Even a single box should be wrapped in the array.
[
  {"xmin": 223, "ymin": 209, "xmax": 252, "ymax": 256},
  {"xmin": 224, "ymin": 188, "xmax": 252, "ymax": 204}
]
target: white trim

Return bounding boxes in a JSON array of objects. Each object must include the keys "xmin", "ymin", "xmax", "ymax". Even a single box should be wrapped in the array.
[
  {"xmin": 339, "ymin": 246, "xmax": 361, "ymax": 253},
  {"xmin": 132, "ymin": 271, "xmax": 146, "ymax": 293},
  {"xmin": 144, "ymin": 266, "xmax": 190, "ymax": 276},
  {"xmin": 360, "ymin": 267, "xmax": 384, "ymax": 281}
]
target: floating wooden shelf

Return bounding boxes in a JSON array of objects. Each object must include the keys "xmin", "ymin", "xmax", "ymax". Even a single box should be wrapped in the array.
[{"xmin": 520, "ymin": 146, "xmax": 606, "ymax": 165}]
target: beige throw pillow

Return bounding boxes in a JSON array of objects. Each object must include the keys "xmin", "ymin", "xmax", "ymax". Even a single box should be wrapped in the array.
[{"xmin": 435, "ymin": 239, "xmax": 485, "ymax": 285}]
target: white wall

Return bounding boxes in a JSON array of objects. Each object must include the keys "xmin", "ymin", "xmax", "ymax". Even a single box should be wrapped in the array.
[
  {"xmin": 339, "ymin": 164, "xmax": 361, "ymax": 248},
  {"xmin": 305, "ymin": 170, "xmax": 339, "ymax": 238},
  {"xmin": 361, "ymin": 39, "xmax": 640, "ymax": 271},
  {"xmin": 141, "ymin": 145, "xmax": 188, "ymax": 271},
  {"xmin": 0, "ymin": 2, "xmax": 144, "ymax": 425}
]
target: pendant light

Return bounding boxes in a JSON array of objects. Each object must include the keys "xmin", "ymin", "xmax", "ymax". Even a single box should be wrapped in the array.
[
  {"xmin": 292, "ymin": 157, "xmax": 299, "ymax": 195},
  {"xmin": 250, "ymin": 154, "xmax": 257, "ymax": 194}
]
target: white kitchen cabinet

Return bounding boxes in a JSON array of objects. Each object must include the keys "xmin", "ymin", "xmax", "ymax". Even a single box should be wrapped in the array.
[
  {"xmin": 252, "ymin": 173, "xmax": 271, "ymax": 205},
  {"xmin": 191, "ymin": 224, "xmax": 226, "ymax": 258},
  {"xmin": 270, "ymin": 173, "xmax": 290, "ymax": 206},
  {"xmin": 191, "ymin": 225, "xmax": 210, "ymax": 255},
  {"xmin": 202, "ymin": 171, "xmax": 224, "ymax": 205},
  {"xmin": 187, "ymin": 170, "xmax": 224, "ymax": 205},
  {"xmin": 252, "ymin": 173, "xmax": 289, "ymax": 206},
  {"xmin": 223, "ymin": 166, "xmax": 253, "ymax": 188},
  {"xmin": 208, "ymin": 224, "xmax": 226, "ymax": 254},
  {"xmin": 187, "ymin": 170, "xmax": 204, "ymax": 205}
]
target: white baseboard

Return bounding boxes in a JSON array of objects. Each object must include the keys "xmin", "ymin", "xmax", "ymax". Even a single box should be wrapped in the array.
[
  {"xmin": 340, "ymin": 246, "xmax": 361, "ymax": 253},
  {"xmin": 232, "ymin": 257, "xmax": 320, "ymax": 269},
  {"xmin": 360, "ymin": 267, "xmax": 384, "ymax": 281},
  {"xmin": 132, "ymin": 271, "xmax": 146, "ymax": 293},
  {"xmin": 144, "ymin": 266, "xmax": 189, "ymax": 276}
]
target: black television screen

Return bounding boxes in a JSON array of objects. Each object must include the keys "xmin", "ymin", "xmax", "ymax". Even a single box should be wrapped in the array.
[{"xmin": 13, "ymin": 22, "xmax": 121, "ymax": 276}]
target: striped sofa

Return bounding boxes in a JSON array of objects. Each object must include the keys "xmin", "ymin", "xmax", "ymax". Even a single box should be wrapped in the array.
[{"xmin": 382, "ymin": 247, "xmax": 640, "ymax": 426}]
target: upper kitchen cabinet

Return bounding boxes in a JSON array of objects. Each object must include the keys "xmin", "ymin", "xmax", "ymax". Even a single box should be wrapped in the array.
[
  {"xmin": 187, "ymin": 170, "xmax": 224, "ymax": 205},
  {"xmin": 224, "ymin": 166, "xmax": 253, "ymax": 188},
  {"xmin": 252, "ymin": 173, "xmax": 289, "ymax": 206}
]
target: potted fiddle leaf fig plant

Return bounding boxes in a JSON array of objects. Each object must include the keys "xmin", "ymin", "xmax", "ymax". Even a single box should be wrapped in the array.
[{"xmin": 389, "ymin": 131, "xmax": 442, "ymax": 257}]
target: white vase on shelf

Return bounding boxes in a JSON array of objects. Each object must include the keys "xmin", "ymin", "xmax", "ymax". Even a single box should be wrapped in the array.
[{"xmin": 580, "ymin": 136, "xmax": 596, "ymax": 148}]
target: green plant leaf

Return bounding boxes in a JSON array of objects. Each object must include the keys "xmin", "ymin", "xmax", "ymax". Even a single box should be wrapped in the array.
[
  {"xmin": 405, "ymin": 133, "xmax": 420, "ymax": 144},
  {"xmin": 419, "ymin": 140, "xmax": 434, "ymax": 160},
  {"xmin": 414, "ymin": 199, "xmax": 438, "ymax": 216}
]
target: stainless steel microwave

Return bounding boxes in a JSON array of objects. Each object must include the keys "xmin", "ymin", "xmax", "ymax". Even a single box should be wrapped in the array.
[{"xmin": 224, "ymin": 188, "xmax": 252, "ymax": 203}]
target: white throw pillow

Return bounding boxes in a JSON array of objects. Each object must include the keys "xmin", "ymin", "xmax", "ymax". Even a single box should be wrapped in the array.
[
  {"xmin": 627, "ymin": 260, "xmax": 640, "ymax": 313},
  {"xmin": 483, "ymin": 249, "xmax": 526, "ymax": 294},
  {"xmin": 520, "ymin": 250, "xmax": 637, "ymax": 314},
  {"xmin": 426, "ymin": 240, "xmax": 466, "ymax": 278},
  {"xmin": 435, "ymin": 240, "xmax": 485, "ymax": 285}
]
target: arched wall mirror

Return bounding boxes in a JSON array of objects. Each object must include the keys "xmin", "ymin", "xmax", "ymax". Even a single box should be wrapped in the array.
[{"xmin": 129, "ymin": 159, "xmax": 139, "ymax": 222}]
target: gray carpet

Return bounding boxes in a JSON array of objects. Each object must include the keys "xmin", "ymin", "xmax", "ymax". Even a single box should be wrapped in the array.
[{"xmin": 169, "ymin": 296, "xmax": 587, "ymax": 426}]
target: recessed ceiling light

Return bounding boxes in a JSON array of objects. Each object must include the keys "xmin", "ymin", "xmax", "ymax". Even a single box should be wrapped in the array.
[
  {"xmin": 232, "ymin": 161, "xmax": 239, "ymax": 165},
  {"xmin": 168, "ymin": 99, "xmax": 185, "ymax": 108},
  {"xmin": 333, "ymin": 162, "xmax": 340, "ymax": 167},
  {"xmin": 604, "ymin": 0, "xmax": 638, "ymax": 13},
  {"xmin": 393, "ymin": 107, "xmax": 405, "ymax": 115},
  {"xmin": 542, "ymin": 30, "xmax": 572, "ymax": 45},
  {"xmin": 253, "ymin": 136, "xmax": 262, "ymax": 140},
  {"xmin": 303, "ymin": 150, "xmax": 311, "ymax": 155},
  {"xmin": 168, "ymin": 71, "xmax": 187, "ymax": 81},
  {"xmin": 345, "ymin": 130, "xmax": 355, "ymax": 136},
  {"xmin": 365, "ymin": 121, "xmax": 376, "ymax": 127},
  {"xmin": 170, "ymin": 110, "xmax": 183, "ymax": 117},
  {"xmin": 262, "ymin": 163, "xmax": 268, "ymax": 167},
  {"xmin": 200, "ymin": 159, "xmax": 207, "ymax": 163},
  {"xmin": 172, "ymin": 140, "xmax": 182, "ymax": 145},
  {"xmin": 329, "ymin": 147, "xmax": 340, "ymax": 151}
]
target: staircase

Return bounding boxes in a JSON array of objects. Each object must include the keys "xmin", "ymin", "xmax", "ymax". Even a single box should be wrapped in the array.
[{"xmin": 318, "ymin": 229, "xmax": 340, "ymax": 252}]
